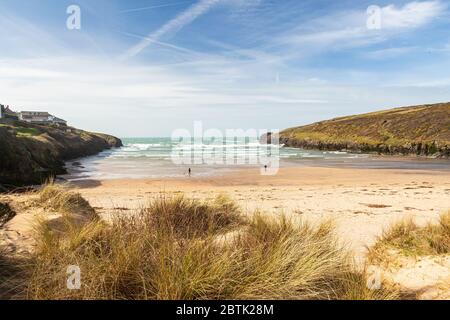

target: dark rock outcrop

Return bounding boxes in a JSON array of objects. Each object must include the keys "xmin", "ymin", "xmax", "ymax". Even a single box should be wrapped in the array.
[
  {"xmin": 277, "ymin": 137, "xmax": 449, "ymax": 157},
  {"xmin": 0, "ymin": 120, "xmax": 122, "ymax": 188}
]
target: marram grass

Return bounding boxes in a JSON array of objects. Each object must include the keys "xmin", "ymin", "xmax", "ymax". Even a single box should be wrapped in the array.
[
  {"xmin": 368, "ymin": 211, "xmax": 450, "ymax": 263},
  {"xmin": 2, "ymin": 184, "xmax": 397, "ymax": 300}
]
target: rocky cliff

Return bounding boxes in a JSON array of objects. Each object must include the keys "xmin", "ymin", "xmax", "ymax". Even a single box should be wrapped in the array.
[
  {"xmin": 0, "ymin": 119, "xmax": 122, "ymax": 188},
  {"xmin": 272, "ymin": 103, "xmax": 450, "ymax": 158}
]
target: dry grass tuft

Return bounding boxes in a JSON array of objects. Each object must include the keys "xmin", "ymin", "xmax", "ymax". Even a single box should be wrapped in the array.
[
  {"xmin": 369, "ymin": 211, "xmax": 450, "ymax": 263},
  {"xmin": 141, "ymin": 194, "xmax": 243, "ymax": 239},
  {"xmin": 24, "ymin": 196, "xmax": 396, "ymax": 300},
  {"xmin": 39, "ymin": 183, "xmax": 96, "ymax": 218},
  {"xmin": 0, "ymin": 248, "xmax": 27, "ymax": 300},
  {"xmin": 229, "ymin": 214, "xmax": 397, "ymax": 300}
]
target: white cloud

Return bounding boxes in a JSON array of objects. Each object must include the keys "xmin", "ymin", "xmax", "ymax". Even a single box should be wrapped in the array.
[
  {"xmin": 380, "ymin": 1, "xmax": 446, "ymax": 29},
  {"xmin": 0, "ymin": 55, "xmax": 331, "ymax": 133},
  {"xmin": 280, "ymin": 1, "xmax": 446, "ymax": 51},
  {"xmin": 122, "ymin": 0, "xmax": 221, "ymax": 60},
  {"xmin": 2, "ymin": 53, "xmax": 449, "ymax": 136}
]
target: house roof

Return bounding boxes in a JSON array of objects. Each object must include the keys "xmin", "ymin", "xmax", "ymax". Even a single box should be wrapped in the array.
[
  {"xmin": 20, "ymin": 111, "xmax": 50, "ymax": 116},
  {"xmin": 52, "ymin": 117, "xmax": 67, "ymax": 123},
  {"xmin": 5, "ymin": 107, "xmax": 17, "ymax": 114},
  {"xmin": 21, "ymin": 115, "xmax": 45, "ymax": 120}
]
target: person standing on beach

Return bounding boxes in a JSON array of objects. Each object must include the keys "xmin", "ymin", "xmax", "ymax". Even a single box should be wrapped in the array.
[{"xmin": 188, "ymin": 168, "xmax": 191, "ymax": 177}]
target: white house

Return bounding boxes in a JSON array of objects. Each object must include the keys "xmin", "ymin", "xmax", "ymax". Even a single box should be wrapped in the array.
[
  {"xmin": 19, "ymin": 111, "xmax": 67, "ymax": 126},
  {"xmin": 19, "ymin": 111, "xmax": 52, "ymax": 124}
]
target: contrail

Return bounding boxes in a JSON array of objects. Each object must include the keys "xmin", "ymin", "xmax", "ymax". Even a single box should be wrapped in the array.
[
  {"xmin": 119, "ymin": 30, "xmax": 200, "ymax": 55},
  {"xmin": 120, "ymin": 1, "xmax": 190, "ymax": 14},
  {"xmin": 121, "ymin": 0, "xmax": 221, "ymax": 60}
]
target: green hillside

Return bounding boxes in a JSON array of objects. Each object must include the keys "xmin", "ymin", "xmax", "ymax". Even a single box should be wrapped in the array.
[{"xmin": 278, "ymin": 102, "xmax": 450, "ymax": 157}]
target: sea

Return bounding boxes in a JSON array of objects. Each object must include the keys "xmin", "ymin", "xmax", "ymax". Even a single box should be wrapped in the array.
[{"xmin": 63, "ymin": 137, "xmax": 450, "ymax": 181}]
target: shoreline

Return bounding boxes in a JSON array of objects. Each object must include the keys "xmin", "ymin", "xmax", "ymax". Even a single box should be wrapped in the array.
[
  {"xmin": 62, "ymin": 152, "xmax": 450, "ymax": 183},
  {"xmin": 71, "ymin": 165, "xmax": 450, "ymax": 186}
]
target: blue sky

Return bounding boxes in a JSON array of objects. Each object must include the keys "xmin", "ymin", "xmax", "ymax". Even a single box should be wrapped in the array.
[{"xmin": 0, "ymin": 0, "xmax": 449, "ymax": 136}]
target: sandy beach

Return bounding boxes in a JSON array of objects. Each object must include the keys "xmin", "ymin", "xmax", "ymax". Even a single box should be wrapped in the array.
[
  {"xmin": 2, "ymin": 164, "xmax": 449, "ymax": 298},
  {"xmin": 71, "ymin": 166, "xmax": 450, "ymax": 261}
]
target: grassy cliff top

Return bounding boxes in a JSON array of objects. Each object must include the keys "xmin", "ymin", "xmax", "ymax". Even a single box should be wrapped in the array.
[
  {"xmin": 0, "ymin": 119, "xmax": 122, "ymax": 187},
  {"xmin": 281, "ymin": 102, "xmax": 450, "ymax": 147},
  {"xmin": 0, "ymin": 118, "xmax": 118, "ymax": 141}
]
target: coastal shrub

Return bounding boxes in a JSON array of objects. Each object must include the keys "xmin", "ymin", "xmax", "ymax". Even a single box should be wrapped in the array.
[
  {"xmin": 368, "ymin": 211, "xmax": 450, "ymax": 261},
  {"xmin": 25, "ymin": 195, "xmax": 396, "ymax": 300},
  {"xmin": 39, "ymin": 183, "xmax": 96, "ymax": 218}
]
